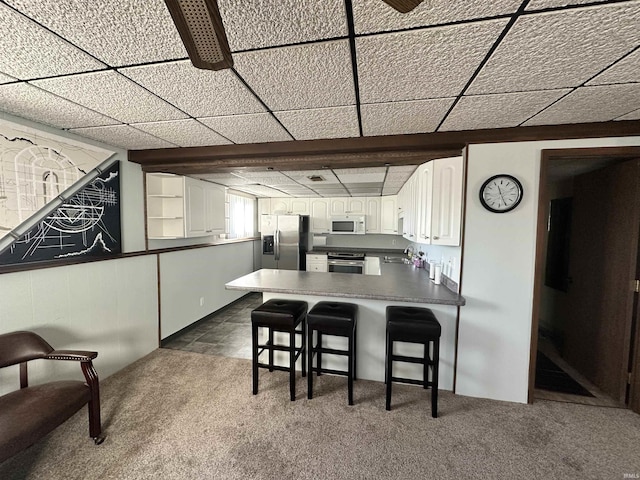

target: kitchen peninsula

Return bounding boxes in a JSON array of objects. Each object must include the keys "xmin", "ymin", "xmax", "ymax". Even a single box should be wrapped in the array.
[{"xmin": 226, "ymin": 262, "xmax": 464, "ymax": 391}]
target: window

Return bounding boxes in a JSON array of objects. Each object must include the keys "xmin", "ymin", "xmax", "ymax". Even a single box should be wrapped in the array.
[{"xmin": 227, "ymin": 192, "xmax": 256, "ymax": 239}]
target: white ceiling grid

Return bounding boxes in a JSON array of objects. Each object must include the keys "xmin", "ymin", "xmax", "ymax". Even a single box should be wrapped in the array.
[{"xmin": 0, "ymin": 0, "xmax": 638, "ymax": 198}]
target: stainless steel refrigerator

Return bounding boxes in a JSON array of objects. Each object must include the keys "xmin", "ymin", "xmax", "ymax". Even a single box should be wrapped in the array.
[{"xmin": 260, "ymin": 214, "xmax": 310, "ymax": 270}]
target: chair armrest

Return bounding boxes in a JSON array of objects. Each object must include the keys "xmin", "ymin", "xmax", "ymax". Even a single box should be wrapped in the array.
[{"xmin": 44, "ymin": 350, "xmax": 98, "ymax": 362}]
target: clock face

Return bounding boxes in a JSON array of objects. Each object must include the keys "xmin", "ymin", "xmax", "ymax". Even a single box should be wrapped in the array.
[{"xmin": 479, "ymin": 175, "xmax": 523, "ymax": 213}]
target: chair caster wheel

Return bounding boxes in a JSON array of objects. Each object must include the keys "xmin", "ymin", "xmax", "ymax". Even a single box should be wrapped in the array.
[{"xmin": 93, "ymin": 435, "xmax": 105, "ymax": 445}]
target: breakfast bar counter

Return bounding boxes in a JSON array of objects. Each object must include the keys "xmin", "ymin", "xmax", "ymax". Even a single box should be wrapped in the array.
[
  {"xmin": 225, "ymin": 264, "xmax": 465, "ymax": 306},
  {"xmin": 226, "ymin": 265, "xmax": 464, "ymax": 390}
]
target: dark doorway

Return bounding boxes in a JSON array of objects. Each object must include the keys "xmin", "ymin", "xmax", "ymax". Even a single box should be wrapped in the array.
[{"xmin": 530, "ymin": 147, "xmax": 640, "ymax": 412}]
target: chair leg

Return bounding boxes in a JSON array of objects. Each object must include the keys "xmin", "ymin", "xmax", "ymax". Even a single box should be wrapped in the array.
[
  {"xmin": 252, "ymin": 324, "xmax": 259, "ymax": 395},
  {"xmin": 81, "ymin": 362, "xmax": 104, "ymax": 444},
  {"xmin": 431, "ymin": 339, "xmax": 440, "ymax": 418},
  {"xmin": 289, "ymin": 327, "xmax": 296, "ymax": 401},
  {"xmin": 385, "ymin": 334, "xmax": 392, "ymax": 411},
  {"xmin": 348, "ymin": 331, "xmax": 354, "ymax": 406},
  {"xmin": 307, "ymin": 328, "xmax": 313, "ymax": 399}
]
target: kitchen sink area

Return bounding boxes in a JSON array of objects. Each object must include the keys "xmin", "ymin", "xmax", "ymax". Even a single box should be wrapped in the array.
[{"xmin": 383, "ymin": 256, "xmax": 409, "ymax": 264}]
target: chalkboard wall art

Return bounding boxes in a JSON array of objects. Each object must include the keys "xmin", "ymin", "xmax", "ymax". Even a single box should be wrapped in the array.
[{"xmin": 0, "ymin": 161, "xmax": 121, "ymax": 266}]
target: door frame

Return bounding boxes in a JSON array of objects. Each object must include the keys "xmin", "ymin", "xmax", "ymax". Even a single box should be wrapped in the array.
[{"xmin": 529, "ymin": 146, "xmax": 640, "ymax": 405}]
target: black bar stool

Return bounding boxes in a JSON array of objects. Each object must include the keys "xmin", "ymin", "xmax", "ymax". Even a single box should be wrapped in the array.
[
  {"xmin": 307, "ymin": 301, "xmax": 358, "ymax": 405},
  {"xmin": 385, "ymin": 306, "xmax": 441, "ymax": 417},
  {"xmin": 251, "ymin": 299, "xmax": 307, "ymax": 401}
]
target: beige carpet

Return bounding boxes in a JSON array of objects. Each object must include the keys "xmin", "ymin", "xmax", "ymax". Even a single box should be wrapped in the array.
[{"xmin": 2, "ymin": 348, "xmax": 640, "ymax": 479}]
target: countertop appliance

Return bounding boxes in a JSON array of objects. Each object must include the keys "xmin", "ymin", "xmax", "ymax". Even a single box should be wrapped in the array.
[
  {"xmin": 261, "ymin": 214, "xmax": 310, "ymax": 270},
  {"xmin": 330, "ymin": 215, "xmax": 366, "ymax": 235},
  {"xmin": 327, "ymin": 251, "xmax": 365, "ymax": 274}
]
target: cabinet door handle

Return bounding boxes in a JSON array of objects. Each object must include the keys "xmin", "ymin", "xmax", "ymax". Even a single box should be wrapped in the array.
[{"xmin": 433, "ymin": 236, "xmax": 439, "ymax": 240}]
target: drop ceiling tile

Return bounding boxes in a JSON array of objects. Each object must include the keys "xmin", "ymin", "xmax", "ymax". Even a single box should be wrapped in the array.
[
  {"xmin": 274, "ymin": 106, "xmax": 359, "ymax": 140},
  {"xmin": 218, "ymin": 0, "xmax": 347, "ymax": 51},
  {"xmin": 588, "ymin": 49, "xmax": 640, "ymax": 86},
  {"xmin": 0, "ymin": 3, "xmax": 105, "ymax": 79},
  {"xmin": 468, "ymin": 3, "xmax": 640, "ymax": 94},
  {"xmin": 383, "ymin": 180, "xmax": 410, "ymax": 188},
  {"xmin": 0, "ymin": 82, "xmax": 118, "ymax": 129},
  {"xmin": 388, "ymin": 165, "xmax": 418, "ymax": 173},
  {"xmin": 361, "ymin": 98, "xmax": 455, "ymax": 136},
  {"xmin": 335, "ymin": 167, "xmax": 386, "ymax": 175},
  {"xmin": 33, "ymin": 71, "xmax": 187, "ymax": 123},
  {"xmin": 523, "ymin": 84, "xmax": 640, "ymax": 126},
  {"xmin": 349, "ymin": 192, "xmax": 376, "ymax": 197},
  {"xmin": 5, "ymin": 0, "xmax": 186, "ymax": 66},
  {"xmin": 131, "ymin": 120, "xmax": 231, "ymax": 147},
  {"xmin": 617, "ymin": 108, "xmax": 640, "ymax": 121},
  {"xmin": 440, "ymin": 89, "xmax": 571, "ymax": 131},
  {"xmin": 343, "ymin": 182, "xmax": 383, "ymax": 189},
  {"xmin": 0, "ymin": 72, "xmax": 16, "ymax": 84},
  {"xmin": 232, "ymin": 171, "xmax": 297, "ymax": 184},
  {"xmin": 335, "ymin": 170, "xmax": 385, "ymax": 183},
  {"xmin": 353, "ymin": 0, "xmax": 521, "ymax": 34},
  {"xmin": 234, "ymin": 185, "xmax": 289, "ymax": 197},
  {"xmin": 526, "ymin": 0, "xmax": 605, "ymax": 9},
  {"xmin": 311, "ymin": 187, "xmax": 349, "ymax": 194},
  {"xmin": 356, "ymin": 20, "xmax": 507, "ymax": 103},
  {"xmin": 234, "ymin": 40, "xmax": 355, "ymax": 110},
  {"xmin": 121, "ymin": 61, "xmax": 264, "ymax": 117},
  {"xmin": 382, "ymin": 187, "xmax": 401, "ymax": 194},
  {"xmin": 69, "ymin": 125, "xmax": 177, "ymax": 150},
  {"xmin": 385, "ymin": 173, "xmax": 413, "ymax": 182},
  {"xmin": 197, "ymin": 174, "xmax": 255, "ymax": 186},
  {"xmin": 199, "ymin": 113, "xmax": 291, "ymax": 144},
  {"xmin": 284, "ymin": 170, "xmax": 341, "ymax": 185}
]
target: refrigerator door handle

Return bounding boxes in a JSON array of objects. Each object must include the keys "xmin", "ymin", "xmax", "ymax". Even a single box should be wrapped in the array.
[{"xmin": 275, "ymin": 229, "xmax": 280, "ymax": 260}]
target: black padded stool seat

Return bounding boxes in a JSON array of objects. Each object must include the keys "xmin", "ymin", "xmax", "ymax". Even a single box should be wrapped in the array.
[
  {"xmin": 307, "ymin": 301, "xmax": 358, "ymax": 405},
  {"xmin": 385, "ymin": 306, "xmax": 441, "ymax": 417},
  {"xmin": 251, "ymin": 299, "xmax": 307, "ymax": 401}
]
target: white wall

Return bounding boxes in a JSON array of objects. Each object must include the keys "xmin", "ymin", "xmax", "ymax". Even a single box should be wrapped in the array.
[
  {"xmin": 159, "ymin": 241, "xmax": 257, "ymax": 338},
  {"xmin": 0, "ymin": 255, "xmax": 158, "ymax": 395},
  {"xmin": 457, "ymin": 135, "xmax": 640, "ymax": 403}
]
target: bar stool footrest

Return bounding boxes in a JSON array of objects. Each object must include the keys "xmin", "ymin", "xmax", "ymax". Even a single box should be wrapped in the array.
[
  {"xmin": 312, "ymin": 367, "xmax": 350, "ymax": 377},
  {"xmin": 312, "ymin": 346, "xmax": 349, "ymax": 356},
  {"xmin": 390, "ymin": 353, "xmax": 433, "ymax": 364},
  {"xmin": 390, "ymin": 376, "xmax": 434, "ymax": 387}
]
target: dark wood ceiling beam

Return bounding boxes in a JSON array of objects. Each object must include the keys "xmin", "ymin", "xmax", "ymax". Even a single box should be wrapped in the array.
[{"xmin": 129, "ymin": 120, "xmax": 640, "ymax": 173}]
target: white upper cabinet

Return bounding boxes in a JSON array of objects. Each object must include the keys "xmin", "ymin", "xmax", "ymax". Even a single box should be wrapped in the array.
[
  {"xmin": 309, "ymin": 198, "xmax": 331, "ymax": 233},
  {"xmin": 380, "ymin": 195, "xmax": 398, "ymax": 235},
  {"xmin": 258, "ymin": 198, "xmax": 271, "ymax": 217},
  {"xmin": 205, "ymin": 182, "xmax": 225, "ymax": 234},
  {"xmin": 365, "ymin": 197, "xmax": 381, "ymax": 233},
  {"xmin": 146, "ymin": 173, "xmax": 227, "ymax": 240},
  {"xmin": 415, "ymin": 156, "xmax": 464, "ymax": 246},
  {"xmin": 330, "ymin": 197, "xmax": 366, "ymax": 215},
  {"xmin": 399, "ymin": 174, "xmax": 419, "ymax": 241},
  {"xmin": 270, "ymin": 197, "xmax": 309, "ymax": 215},
  {"xmin": 430, "ymin": 156, "xmax": 463, "ymax": 245}
]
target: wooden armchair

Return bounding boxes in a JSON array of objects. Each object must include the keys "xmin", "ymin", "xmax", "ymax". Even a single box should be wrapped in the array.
[{"xmin": 0, "ymin": 331, "xmax": 104, "ymax": 463}]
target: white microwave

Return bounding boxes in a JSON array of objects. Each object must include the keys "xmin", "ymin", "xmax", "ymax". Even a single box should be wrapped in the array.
[{"xmin": 330, "ymin": 215, "xmax": 366, "ymax": 235}]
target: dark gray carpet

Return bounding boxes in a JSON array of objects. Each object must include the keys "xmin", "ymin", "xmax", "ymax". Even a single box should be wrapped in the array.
[{"xmin": 2, "ymin": 348, "xmax": 640, "ymax": 479}]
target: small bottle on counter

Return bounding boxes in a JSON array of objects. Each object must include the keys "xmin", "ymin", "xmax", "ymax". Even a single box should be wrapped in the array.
[
  {"xmin": 428, "ymin": 261, "xmax": 436, "ymax": 279},
  {"xmin": 434, "ymin": 264, "xmax": 442, "ymax": 285}
]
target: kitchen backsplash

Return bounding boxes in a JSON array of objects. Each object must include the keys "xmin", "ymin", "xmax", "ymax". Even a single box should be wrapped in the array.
[
  {"xmin": 410, "ymin": 242, "xmax": 462, "ymax": 285},
  {"xmin": 317, "ymin": 234, "xmax": 410, "ymax": 250}
]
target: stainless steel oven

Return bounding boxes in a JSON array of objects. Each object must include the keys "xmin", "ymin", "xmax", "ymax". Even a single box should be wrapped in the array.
[{"xmin": 327, "ymin": 252, "xmax": 365, "ymax": 274}]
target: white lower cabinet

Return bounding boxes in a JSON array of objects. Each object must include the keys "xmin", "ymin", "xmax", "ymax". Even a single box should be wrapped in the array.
[{"xmin": 306, "ymin": 253, "xmax": 328, "ymax": 272}]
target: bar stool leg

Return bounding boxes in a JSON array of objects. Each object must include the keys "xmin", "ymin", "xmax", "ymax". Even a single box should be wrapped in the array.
[
  {"xmin": 353, "ymin": 324, "xmax": 357, "ymax": 381},
  {"xmin": 317, "ymin": 332, "xmax": 322, "ymax": 376},
  {"xmin": 252, "ymin": 324, "xmax": 259, "ymax": 395},
  {"xmin": 348, "ymin": 331, "xmax": 354, "ymax": 405},
  {"xmin": 432, "ymin": 339, "xmax": 439, "ymax": 418},
  {"xmin": 268, "ymin": 328, "xmax": 274, "ymax": 372},
  {"xmin": 385, "ymin": 333, "xmax": 392, "ymax": 411},
  {"xmin": 423, "ymin": 343, "xmax": 429, "ymax": 390},
  {"xmin": 301, "ymin": 318, "xmax": 307, "ymax": 378},
  {"xmin": 307, "ymin": 328, "xmax": 313, "ymax": 399},
  {"xmin": 289, "ymin": 327, "xmax": 296, "ymax": 401}
]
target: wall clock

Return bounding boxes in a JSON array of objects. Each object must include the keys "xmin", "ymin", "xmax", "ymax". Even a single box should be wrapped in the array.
[{"xmin": 479, "ymin": 174, "xmax": 523, "ymax": 213}]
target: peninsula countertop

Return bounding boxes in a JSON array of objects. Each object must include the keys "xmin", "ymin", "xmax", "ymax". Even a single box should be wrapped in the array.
[{"xmin": 225, "ymin": 263, "xmax": 465, "ymax": 306}]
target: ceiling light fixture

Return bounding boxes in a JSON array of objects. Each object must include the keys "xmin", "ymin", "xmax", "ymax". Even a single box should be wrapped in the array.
[
  {"xmin": 164, "ymin": 0, "xmax": 233, "ymax": 71},
  {"xmin": 382, "ymin": 0, "xmax": 424, "ymax": 13},
  {"xmin": 307, "ymin": 175, "xmax": 325, "ymax": 182}
]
